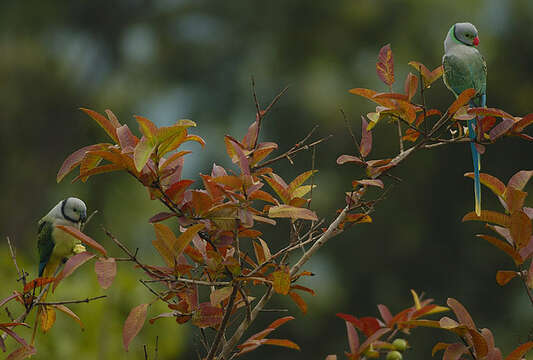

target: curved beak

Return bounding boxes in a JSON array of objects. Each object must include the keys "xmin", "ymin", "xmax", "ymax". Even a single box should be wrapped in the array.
[
  {"xmin": 473, "ymin": 36, "xmax": 480, "ymax": 46},
  {"xmin": 80, "ymin": 211, "xmax": 87, "ymax": 223}
]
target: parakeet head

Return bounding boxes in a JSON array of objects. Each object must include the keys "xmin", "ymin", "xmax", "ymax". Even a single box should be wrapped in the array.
[
  {"xmin": 61, "ymin": 197, "xmax": 87, "ymax": 224},
  {"xmin": 453, "ymin": 22, "xmax": 480, "ymax": 47}
]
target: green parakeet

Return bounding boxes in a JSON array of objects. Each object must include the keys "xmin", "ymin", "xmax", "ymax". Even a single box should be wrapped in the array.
[
  {"xmin": 442, "ymin": 22, "xmax": 487, "ymax": 216},
  {"xmin": 38, "ymin": 197, "xmax": 87, "ymax": 278}
]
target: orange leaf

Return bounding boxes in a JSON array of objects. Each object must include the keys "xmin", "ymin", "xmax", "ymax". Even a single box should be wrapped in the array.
[
  {"xmin": 24, "ymin": 278, "xmax": 54, "ymax": 293},
  {"xmin": 512, "ymin": 113, "xmax": 533, "ymax": 133},
  {"xmin": 104, "ymin": 109, "xmax": 121, "ymax": 127},
  {"xmin": 289, "ymin": 291, "xmax": 308, "ymax": 314},
  {"xmin": 80, "ymin": 108, "xmax": 118, "ymax": 142},
  {"xmin": 175, "ymin": 224, "xmax": 204, "ymax": 257},
  {"xmin": 496, "ymin": 270, "xmax": 518, "ymax": 286},
  {"xmin": 464, "ymin": 172, "xmax": 506, "ymax": 197},
  {"xmin": 510, "ymin": 211, "xmax": 532, "ymax": 248},
  {"xmin": 467, "ymin": 328, "xmax": 488, "ymax": 358},
  {"xmin": 408, "ymin": 62, "xmax": 443, "ymax": 87},
  {"xmin": 462, "ymin": 211, "xmax": 511, "ymax": 227},
  {"xmin": 248, "ymin": 190, "xmax": 279, "ymax": 204},
  {"xmin": 251, "ymin": 142, "xmax": 278, "ymax": 166},
  {"xmin": 52, "ymin": 304, "xmax": 84, "ymax": 329},
  {"xmin": 505, "ymin": 341, "xmax": 533, "ymax": 360},
  {"xmin": 123, "ymin": 303, "xmax": 148, "ymax": 351},
  {"xmin": 191, "ymin": 190, "xmax": 213, "ymax": 216},
  {"xmin": 268, "ymin": 205, "xmax": 318, "ymax": 221},
  {"xmin": 376, "ymin": 44, "xmax": 394, "ymax": 86},
  {"xmin": 506, "ymin": 188, "xmax": 527, "ymax": 213},
  {"xmin": 39, "ymin": 306, "xmax": 56, "ymax": 333},
  {"xmin": 262, "ymin": 338, "xmax": 300, "ymax": 351},
  {"xmin": 94, "ymin": 257, "xmax": 117, "ymax": 289},
  {"xmin": 165, "ymin": 179, "xmax": 194, "ymax": 203},
  {"xmin": 476, "ymin": 234, "xmax": 523, "ymax": 265},
  {"xmin": 402, "ymin": 128, "xmax": 421, "ymax": 142},
  {"xmin": 404, "ymin": 72, "xmax": 418, "ymax": 101},
  {"xmin": 264, "ymin": 174, "xmax": 291, "ymax": 204},
  {"xmin": 468, "ymin": 107, "xmax": 514, "ymax": 120},
  {"xmin": 55, "ymin": 225, "xmax": 107, "ymax": 256},
  {"xmin": 288, "ymin": 170, "xmax": 317, "ymax": 195},
  {"xmin": 348, "ymin": 88, "xmax": 395, "ymax": 108},
  {"xmin": 448, "ymin": 88, "xmax": 476, "ymax": 114},
  {"xmin": 272, "ymin": 268, "xmax": 290, "ymax": 295}
]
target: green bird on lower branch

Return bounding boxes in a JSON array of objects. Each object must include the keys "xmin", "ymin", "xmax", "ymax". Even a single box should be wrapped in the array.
[{"xmin": 37, "ymin": 197, "xmax": 88, "ymax": 279}]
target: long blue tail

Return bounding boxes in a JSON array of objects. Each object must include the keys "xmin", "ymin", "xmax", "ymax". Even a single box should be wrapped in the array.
[{"xmin": 469, "ymin": 96, "xmax": 484, "ymax": 216}]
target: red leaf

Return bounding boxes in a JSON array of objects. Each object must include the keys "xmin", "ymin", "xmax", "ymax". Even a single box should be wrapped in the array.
[
  {"xmin": 165, "ymin": 179, "xmax": 195, "ymax": 203},
  {"xmin": 443, "ymin": 342, "xmax": 468, "ymax": 360},
  {"xmin": 53, "ymin": 252, "xmax": 96, "ymax": 291},
  {"xmin": 57, "ymin": 144, "xmax": 109, "ymax": 183},
  {"xmin": 446, "ymin": 298, "xmax": 476, "ymax": 329},
  {"xmin": 123, "ymin": 303, "xmax": 149, "ymax": 351},
  {"xmin": 116, "ymin": 125, "xmax": 139, "ymax": 153},
  {"xmin": 376, "ymin": 44, "xmax": 394, "ymax": 86},
  {"xmin": 94, "ymin": 257, "xmax": 116, "ymax": 289},
  {"xmin": 336, "ymin": 155, "xmax": 365, "ymax": 166},
  {"xmin": 345, "ymin": 321, "xmax": 359, "ymax": 354},
  {"xmin": 149, "ymin": 212, "xmax": 177, "ymax": 223},
  {"xmin": 80, "ymin": 108, "xmax": 118, "ymax": 142},
  {"xmin": 191, "ymin": 302, "xmax": 224, "ymax": 328},
  {"xmin": 5, "ymin": 345, "xmax": 36, "ymax": 360},
  {"xmin": 377, "ymin": 304, "xmax": 393, "ymax": 325},
  {"xmin": 55, "ymin": 225, "xmax": 107, "ymax": 257},
  {"xmin": 489, "ymin": 118, "xmax": 515, "ymax": 140},
  {"xmin": 507, "ymin": 170, "xmax": 533, "ymax": 191},
  {"xmin": 360, "ymin": 116, "xmax": 372, "ymax": 157}
]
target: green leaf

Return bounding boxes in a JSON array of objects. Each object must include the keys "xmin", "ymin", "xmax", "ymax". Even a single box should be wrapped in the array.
[{"xmin": 133, "ymin": 136, "xmax": 156, "ymax": 172}]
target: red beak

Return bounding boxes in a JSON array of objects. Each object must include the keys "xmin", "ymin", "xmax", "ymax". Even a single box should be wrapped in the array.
[{"xmin": 473, "ymin": 36, "xmax": 480, "ymax": 46}]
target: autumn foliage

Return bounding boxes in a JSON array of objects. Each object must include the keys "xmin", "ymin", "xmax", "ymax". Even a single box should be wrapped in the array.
[{"xmin": 1, "ymin": 43, "xmax": 532, "ymax": 360}]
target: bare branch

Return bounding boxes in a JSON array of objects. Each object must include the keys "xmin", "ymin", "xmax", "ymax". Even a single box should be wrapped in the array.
[{"xmin": 36, "ymin": 295, "xmax": 107, "ymax": 306}]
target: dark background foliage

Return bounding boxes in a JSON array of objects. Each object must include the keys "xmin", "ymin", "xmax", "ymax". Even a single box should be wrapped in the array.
[{"xmin": 1, "ymin": 1, "xmax": 531, "ymax": 358}]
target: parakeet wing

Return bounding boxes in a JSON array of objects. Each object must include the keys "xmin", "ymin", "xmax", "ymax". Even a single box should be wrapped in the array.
[{"xmin": 38, "ymin": 221, "xmax": 55, "ymax": 277}]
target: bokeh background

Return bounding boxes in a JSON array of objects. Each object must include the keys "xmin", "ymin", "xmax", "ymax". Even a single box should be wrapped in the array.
[{"xmin": 1, "ymin": 0, "xmax": 532, "ymax": 359}]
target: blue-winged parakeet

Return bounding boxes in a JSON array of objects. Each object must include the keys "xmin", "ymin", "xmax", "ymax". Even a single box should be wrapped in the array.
[{"xmin": 443, "ymin": 22, "xmax": 487, "ymax": 216}]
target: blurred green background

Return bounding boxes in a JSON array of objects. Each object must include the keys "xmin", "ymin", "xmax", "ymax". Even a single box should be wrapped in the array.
[{"xmin": 1, "ymin": 0, "xmax": 532, "ymax": 359}]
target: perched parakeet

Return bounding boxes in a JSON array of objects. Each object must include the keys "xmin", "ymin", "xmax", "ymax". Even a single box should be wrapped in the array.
[
  {"xmin": 443, "ymin": 22, "xmax": 487, "ymax": 216},
  {"xmin": 38, "ymin": 197, "xmax": 87, "ymax": 278}
]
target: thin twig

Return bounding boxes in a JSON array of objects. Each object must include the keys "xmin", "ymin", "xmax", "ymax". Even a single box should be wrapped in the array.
[
  {"xmin": 255, "ymin": 134, "xmax": 332, "ymax": 169},
  {"xmin": 340, "ymin": 109, "xmax": 362, "ymax": 157},
  {"xmin": 206, "ymin": 285, "xmax": 239, "ymax": 360},
  {"xmin": 36, "ymin": 295, "xmax": 107, "ymax": 306}
]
